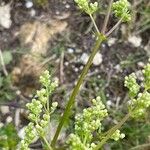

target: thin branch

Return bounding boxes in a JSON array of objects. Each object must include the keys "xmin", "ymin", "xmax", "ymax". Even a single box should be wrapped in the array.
[
  {"xmin": 105, "ymin": 18, "xmax": 122, "ymax": 37},
  {"xmin": 43, "ymin": 136, "xmax": 53, "ymax": 150},
  {"xmin": 60, "ymin": 51, "xmax": 64, "ymax": 84},
  {"xmin": 101, "ymin": 0, "xmax": 114, "ymax": 34},
  {"xmin": 94, "ymin": 113, "xmax": 130, "ymax": 150},
  {"xmin": 0, "ymin": 49, "xmax": 8, "ymax": 76},
  {"xmin": 130, "ymin": 143, "xmax": 150, "ymax": 150},
  {"xmin": 89, "ymin": 14, "xmax": 100, "ymax": 34}
]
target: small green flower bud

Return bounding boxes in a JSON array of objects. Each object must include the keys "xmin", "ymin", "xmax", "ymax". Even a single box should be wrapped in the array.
[
  {"xmin": 74, "ymin": 0, "xmax": 98, "ymax": 15},
  {"xmin": 143, "ymin": 63, "xmax": 150, "ymax": 89},
  {"xmin": 124, "ymin": 73, "xmax": 140, "ymax": 98},
  {"xmin": 113, "ymin": 0, "xmax": 131, "ymax": 22},
  {"xmin": 111, "ymin": 129, "xmax": 125, "ymax": 141}
]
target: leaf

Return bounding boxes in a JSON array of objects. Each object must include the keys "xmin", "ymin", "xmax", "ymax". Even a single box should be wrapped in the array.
[
  {"xmin": 0, "ymin": 51, "xmax": 12, "ymax": 68},
  {"xmin": 0, "ymin": 123, "xmax": 20, "ymax": 149}
]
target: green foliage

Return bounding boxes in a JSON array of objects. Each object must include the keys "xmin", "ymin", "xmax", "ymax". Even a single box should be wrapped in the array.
[
  {"xmin": 0, "ymin": 123, "xmax": 19, "ymax": 150},
  {"xmin": 112, "ymin": 0, "xmax": 131, "ymax": 22},
  {"xmin": 20, "ymin": 70, "xmax": 58, "ymax": 150},
  {"xmin": 0, "ymin": 51, "xmax": 12, "ymax": 69},
  {"xmin": 0, "ymin": 75, "xmax": 15, "ymax": 101},
  {"xmin": 33, "ymin": 0, "xmax": 48, "ymax": 7}
]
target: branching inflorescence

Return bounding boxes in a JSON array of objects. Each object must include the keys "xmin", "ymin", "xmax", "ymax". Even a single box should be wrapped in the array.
[
  {"xmin": 19, "ymin": 71, "xmax": 58, "ymax": 150},
  {"xmin": 67, "ymin": 97, "xmax": 125, "ymax": 149},
  {"xmin": 113, "ymin": 0, "xmax": 131, "ymax": 22},
  {"xmin": 125, "ymin": 63, "xmax": 150, "ymax": 118}
]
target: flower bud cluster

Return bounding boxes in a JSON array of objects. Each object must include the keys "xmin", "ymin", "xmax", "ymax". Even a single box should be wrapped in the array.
[
  {"xmin": 74, "ymin": 0, "xmax": 98, "ymax": 15},
  {"xmin": 111, "ymin": 129, "xmax": 125, "ymax": 141},
  {"xmin": 51, "ymin": 102, "xmax": 58, "ymax": 114},
  {"xmin": 113, "ymin": 0, "xmax": 131, "ymax": 22},
  {"xmin": 35, "ymin": 113, "xmax": 50, "ymax": 136},
  {"xmin": 128, "ymin": 92, "xmax": 150, "ymax": 118},
  {"xmin": 67, "ymin": 134, "xmax": 86, "ymax": 150},
  {"xmin": 124, "ymin": 73, "xmax": 140, "ymax": 98},
  {"xmin": 125, "ymin": 63, "xmax": 150, "ymax": 118},
  {"xmin": 143, "ymin": 63, "xmax": 150, "ymax": 89},
  {"xmin": 40, "ymin": 70, "xmax": 58, "ymax": 94},
  {"xmin": 26, "ymin": 99, "xmax": 43, "ymax": 121},
  {"xmin": 67, "ymin": 96, "xmax": 108, "ymax": 149},
  {"xmin": 20, "ymin": 123, "xmax": 37, "ymax": 150},
  {"xmin": 20, "ymin": 70, "xmax": 58, "ymax": 149}
]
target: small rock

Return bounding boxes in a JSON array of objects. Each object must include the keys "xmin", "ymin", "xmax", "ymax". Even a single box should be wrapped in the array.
[
  {"xmin": 102, "ymin": 43, "xmax": 106, "ymax": 48},
  {"xmin": 64, "ymin": 61, "xmax": 69, "ymax": 66},
  {"xmin": 114, "ymin": 64, "xmax": 122, "ymax": 73},
  {"xmin": 79, "ymin": 65, "xmax": 83, "ymax": 70},
  {"xmin": 93, "ymin": 53, "xmax": 102, "ymax": 66},
  {"xmin": 65, "ymin": 4, "xmax": 70, "ymax": 8},
  {"xmin": 74, "ymin": 67, "xmax": 79, "ymax": 72},
  {"xmin": 30, "ymin": 9, "xmax": 36, "ymax": 17},
  {"xmin": 108, "ymin": 37, "xmax": 117, "ymax": 46},
  {"xmin": 18, "ymin": 127, "xmax": 26, "ymax": 139},
  {"xmin": 16, "ymin": 90, "xmax": 21, "ymax": 95},
  {"xmin": 128, "ymin": 35, "xmax": 142, "ymax": 47},
  {"xmin": 0, "ymin": 4, "xmax": 12, "ymax": 29},
  {"xmin": 67, "ymin": 48, "xmax": 74, "ymax": 54},
  {"xmin": 0, "ymin": 122, "xmax": 4, "ymax": 128},
  {"xmin": 106, "ymin": 93, "xmax": 109, "ymax": 97},
  {"xmin": 55, "ymin": 11, "xmax": 60, "ymax": 15},
  {"xmin": 80, "ymin": 53, "xmax": 89, "ymax": 65},
  {"xmin": 135, "ymin": 70, "xmax": 144, "ymax": 81},
  {"xmin": 137, "ymin": 62, "xmax": 145, "ymax": 68},
  {"xmin": 107, "ymin": 100, "xmax": 112, "ymax": 106},
  {"xmin": 0, "ymin": 106, "xmax": 9, "ymax": 114},
  {"xmin": 25, "ymin": 1, "xmax": 33, "ymax": 8},
  {"xmin": 6, "ymin": 116, "xmax": 12, "ymax": 123}
]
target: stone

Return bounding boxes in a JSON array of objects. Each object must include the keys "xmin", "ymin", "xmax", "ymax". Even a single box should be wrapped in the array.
[
  {"xmin": 0, "ymin": 4, "xmax": 12, "ymax": 29},
  {"xmin": 128, "ymin": 35, "xmax": 142, "ymax": 47},
  {"xmin": 80, "ymin": 53, "xmax": 89, "ymax": 65},
  {"xmin": 93, "ymin": 53, "xmax": 102, "ymax": 66}
]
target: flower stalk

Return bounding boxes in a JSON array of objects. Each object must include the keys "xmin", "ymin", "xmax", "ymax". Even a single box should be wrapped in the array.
[{"xmin": 51, "ymin": 33, "xmax": 106, "ymax": 147}]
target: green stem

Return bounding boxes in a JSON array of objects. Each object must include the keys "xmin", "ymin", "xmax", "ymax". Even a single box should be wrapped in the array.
[
  {"xmin": 89, "ymin": 14, "xmax": 100, "ymax": 33},
  {"xmin": 43, "ymin": 136, "xmax": 53, "ymax": 150},
  {"xmin": 94, "ymin": 113, "xmax": 131, "ymax": 150},
  {"xmin": 101, "ymin": 0, "xmax": 114, "ymax": 34},
  {"xmin": 51, "ymin": 34, "xmax": 106, "ymax": 147}
]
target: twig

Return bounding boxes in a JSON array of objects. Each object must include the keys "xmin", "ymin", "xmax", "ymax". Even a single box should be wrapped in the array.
[
  {"xmin": 130, "ymin": 143, "xmax": 150, "ymax": 150},
  {"xmin": 60, "ymin": 51, "xmax": 64, "ymax": 84},
  {"xmin": 105, "ymin": 18, "xmax": 122, "ymax": 37},
  {"xmin": 101, "ymin": 0, "xmax": 114, "ymax": 34},
  {"xmin": 89, "ymin": 14, "xmax": 100, "ymax": 33},
  {"xmin": 94, "ymin": 113, "xmax": 131, "ymax": 150},
  {"xmin": 40, "ymin": 55, "xmax": 56, "ymax": 66},
  {"xmin": 0, "ymin": 49, "xmax": 8, "ymax": 76}
]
